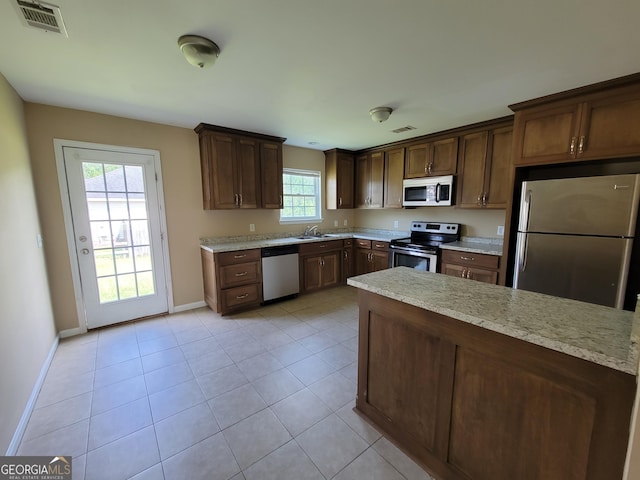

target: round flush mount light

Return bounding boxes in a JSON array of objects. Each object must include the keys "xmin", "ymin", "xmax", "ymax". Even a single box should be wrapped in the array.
[
  {"xmin": 178, "ymin": 34, "xmax": 220, "ymax": 68},
  {"xmin": 369, "ymin": 106, "xmax": 393, "ymax": 123}
]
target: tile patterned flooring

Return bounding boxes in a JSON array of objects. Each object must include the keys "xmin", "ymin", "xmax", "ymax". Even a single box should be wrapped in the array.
[{"xmin": 18, "ymin": 286, "xmax": 433, "ymax": 480}]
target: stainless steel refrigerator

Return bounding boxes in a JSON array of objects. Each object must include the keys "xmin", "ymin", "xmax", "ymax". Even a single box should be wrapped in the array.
[{"xmin": 513, "ymin": 174, "xmax": 640, "ymax": 308}]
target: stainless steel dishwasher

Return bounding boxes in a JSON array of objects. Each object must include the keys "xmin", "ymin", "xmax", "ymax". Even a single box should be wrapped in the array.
[{"xmin": 261, "ymin": 244, "xmax": 300, "ymax": 303}]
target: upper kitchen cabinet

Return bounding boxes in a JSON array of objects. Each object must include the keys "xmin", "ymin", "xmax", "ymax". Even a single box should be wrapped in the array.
[
  {"xmin": 355, "ymin": 151, "xmax": 384, "ymax": 208},
  {"xmin": 384, "ymin": 147, "xmax": 405, "ymax": 208},
  {"xmin": 510, "ymin": 75, "xmax": 640, "ymax": 166},
  {"xmin": 260, "ymin": 142, "xmax": 283, "ymax": 209},
  {"xmin": 325, "ymin": 149, "xmax": 355, "ymax": 209},
  {"xmin": 457, "ymin": 121, "xmax": 513, "ymax": 209},
  {"xmin": 195, "ymin": 123, "xmax": 286, "ymax": 210},
  {"xmin": 404, "ymin": 137, "xmax": 458, "ymax": 178}
]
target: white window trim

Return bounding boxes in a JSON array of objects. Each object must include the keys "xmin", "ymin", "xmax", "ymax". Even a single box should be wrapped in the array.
[{"xmin": 279, "ymin": 168, "xmax": 323, "ymax": 224}]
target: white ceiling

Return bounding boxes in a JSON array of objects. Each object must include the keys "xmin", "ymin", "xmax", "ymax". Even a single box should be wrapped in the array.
[{"xmin": 2, "ymin": 0, "xmax": 640, "ymax": 151}]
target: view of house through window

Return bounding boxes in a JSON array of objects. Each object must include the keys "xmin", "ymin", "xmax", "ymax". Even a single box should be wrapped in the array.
[{"xmin": 280, "ymin": 168, "xmax": 322, "ymax": 222}]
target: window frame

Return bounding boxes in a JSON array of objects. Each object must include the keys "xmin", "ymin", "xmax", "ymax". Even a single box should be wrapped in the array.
[{"xmin": 279, "ymin": 168, "xmax": 323, "ymax": 224}]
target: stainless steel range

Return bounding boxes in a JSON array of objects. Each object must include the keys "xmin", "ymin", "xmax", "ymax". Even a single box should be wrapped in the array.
[{"xmin": 390, "ymin": 221, "xmax": 460, "ymax": 272}]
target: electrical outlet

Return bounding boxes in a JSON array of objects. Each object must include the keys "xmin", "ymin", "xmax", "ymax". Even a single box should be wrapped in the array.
[
  {"xmin": 497, "ymin": 225, "xmax": 505, "ymax": 236},
  {"xmin": 334, "ymin": 220, "xmax": 338, "ymax": 227},
  {"xmin": 36, "ymin": 234, "xmax": 43, "ymax": 248},
  {"xmin": 343, "ymin": 219, "xmax": 348, "ymax": 226},
  {"xmin": 393, "ymin": 220, "xmax": 399, "ymax": 229},
  {"xmin": 249, "ymin": 224, "xmax": 255, "ymax": 232}
]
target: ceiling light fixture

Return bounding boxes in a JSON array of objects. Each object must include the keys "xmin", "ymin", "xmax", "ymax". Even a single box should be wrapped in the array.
[
  {"xmin": 369, "ymin": 106, "xmax": 393, "ymax": 123},
  {"xmin": 178, "ymin": 34, "xmax": 220, "ymax": 69}
]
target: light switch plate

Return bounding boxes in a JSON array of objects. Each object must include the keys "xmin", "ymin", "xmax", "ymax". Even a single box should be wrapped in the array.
[
  {"xmin": 334, "ymin": 220, "xmax": 338, "ymax": 227},
  {"xmin": 497, "ymin": 225, "xmax": 505, "ymax": 236},
  {"xmin": 393, "ymin": 220, "xmax": 399, "ymax": 229},
  {"xmin": 249, "ymin": 224, "xmax": 255, "ymax": 232},
  {"xmin": 343, "ymin": 219, "xmax": 348, "ymax": 226}
]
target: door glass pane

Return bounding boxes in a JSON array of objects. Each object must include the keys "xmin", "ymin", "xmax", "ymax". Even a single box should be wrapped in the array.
[{"xmin": 82, "ymin": 160, "xmax": 156, "ymax": 304}]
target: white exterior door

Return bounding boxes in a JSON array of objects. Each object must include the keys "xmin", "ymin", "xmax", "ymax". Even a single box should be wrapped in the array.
[{"xmin": 62, "ymin": 145, "xmax": 169, "ymax": 329}]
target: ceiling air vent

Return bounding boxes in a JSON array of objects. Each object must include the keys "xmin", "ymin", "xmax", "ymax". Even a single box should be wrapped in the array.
[
  {"xmin": 14, "ymin": 0, "xmax": 68, "ymax": 37},
  {"xmin": 391, "ymin": 126, "xmax": 417, "ymax": 134}
]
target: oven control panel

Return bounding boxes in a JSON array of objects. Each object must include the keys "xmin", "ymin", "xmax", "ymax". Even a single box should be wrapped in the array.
[{"xmin": 410, "ymin": 221, "xmax": 459, "ymax": 234}]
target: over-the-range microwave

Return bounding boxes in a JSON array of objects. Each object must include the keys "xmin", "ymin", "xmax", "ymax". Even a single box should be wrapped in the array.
[{"xmin": 402, "ymin": 175, "xmax": 455, "ymax": 207}]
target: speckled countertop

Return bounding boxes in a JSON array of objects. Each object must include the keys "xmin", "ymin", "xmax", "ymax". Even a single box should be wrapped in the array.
[
  {"xmin": 347, "ymin": 267, "xmax": 640, "ymax": 375},
  {"xmin": 440, "ymin": 236, "xmax": 503, "ymax": 256},
  {"xmin": 200, "ymin": 229, "xmax": 408, "ymax": 253}
]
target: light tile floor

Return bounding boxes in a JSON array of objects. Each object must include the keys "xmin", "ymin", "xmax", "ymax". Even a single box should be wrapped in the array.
[{"xmin": 18, "ymin": 286, "xmax": 433, "ymax": 480}]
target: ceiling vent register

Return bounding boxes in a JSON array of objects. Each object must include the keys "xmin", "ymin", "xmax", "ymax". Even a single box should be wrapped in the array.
[
  {"xmin": 391, "ymin": 126, "xmax": 417, "ymax": 134},
  {"xmin": 14, "ymin": 0, "xmax": 68, "ymax": 37}
]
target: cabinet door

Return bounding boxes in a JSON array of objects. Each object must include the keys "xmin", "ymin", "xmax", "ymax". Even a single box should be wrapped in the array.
[
  {"xmin": 321, "ymin": 253, "xmax": 340, "ymax": 288},
  {"xmin": 369, "ymin": 152, "xmax": 385, "ymax": 208},
  {"xmin": 355, "ymin": 154, "xmax": 370, "ymax": 208},
  {"xmin": 342, "ymin": 248, "xmax": 353, "ymax": 283},
  {"xmin": 355, "ymin": 248, "xmax": 371, "ymax": 275},
  {"xmin": 484, "ymin": 127, "xmax": 513, "ymax": 208},
  {"xmin": 371, "ymin": 250, "xmax": 390, "ymax": 272},
  {"xmin": 384, "ymin": 147, "xmax": 405, "ymax": 208},
  {"xmin": 430, "ymin": 137, "xmax": 458, "ymax": 175},
  {"xmin": 260, "ymin": 142, "xmax": 283, "ymax": 209},
  {"xmin": 442, "ymin": 263, "xmax": 467, "ymax": 279},
  {"xmin": 209, "ymin": 133, "xmax": 239, "ymax": 209},
  {"xmin": 457, "ymin": 131, "xmax": 488, "ymax": 208},
  {"xmin": 201, "ymin": 249, "xmax": 217, "ymax": 310},
  {"xmin": 579, "ymin": 89, "xmax": 640, "ymax": 160},
  {"xmin": 337, "ymin": 153, "xmax": 355, "ymax": 208},
  {"xmin": 404, "ymin": 143, "xmax": 429, "ymax": 178},
  {"xmin": 236, "ymin": 138, "xmax": 260, "ymax": 208},
  {"xmin": 467, "ymin": 267, "xmax": 498, "ymax": 284},
  {"xmin": 302, "ymin": 255, "xmax": 322, "ymax": 292},
  {"xmin": 512, "ymin": 103, "xmax": 581, "ymax": 166}
]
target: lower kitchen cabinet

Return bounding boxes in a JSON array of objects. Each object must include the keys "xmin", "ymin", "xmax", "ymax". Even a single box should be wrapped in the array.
[
  {"xmin": 354, "ymin": 239, "xmax": 390, "ymax": 275},
  {"xmin": 299, "ymin": 240, "xmax": 342, "ymax": 293},
  {"xmin": 201, "ymin": 248, "xmax": 262, "ymax": 314},
  {"xmin": 342, "ymin": 239, "xmax": 354, "ymax": 283},
  {"xmin": 441, "ymin": 249, "xmax": 500, "ymax": 284}
]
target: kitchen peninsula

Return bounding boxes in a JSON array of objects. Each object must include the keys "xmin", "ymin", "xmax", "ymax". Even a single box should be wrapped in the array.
[{"xmin": 347, "ymin": 267, "xmax": 639, "ymax": 480}]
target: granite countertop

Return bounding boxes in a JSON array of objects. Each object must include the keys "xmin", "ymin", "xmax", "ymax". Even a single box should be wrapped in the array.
[
  {"xmin": 200, "ymin": 230, "xmax": 408, "ymax": 253},
  {"xmin": 347, "ymin": 267, "xmax": 640, "ymax": 375},
  {"xmin": 440, "ymin": 237, "xmax": 504, "ymax": 256}
]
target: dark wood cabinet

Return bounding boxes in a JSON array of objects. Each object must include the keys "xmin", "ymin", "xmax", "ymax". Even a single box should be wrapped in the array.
[
  {"xmin": 356, "ymin": 291, "xmax": 635, "ymax": 480},
  {"xmin": 383, "ymin": 147, "xmax": 405, "ymax": 208},
  {"xmin": 354, "ymin": 239, "xmax": 390, "ymax": 275},
  {"xmin": 299, "ymin": 240, "xmax": 342, "ymax": 292},
  {"xmin": 355, "ymin": 152, "xmax": 384, "ymax": 208},
  {"xmin": 201, "ymin": 248, "xmax": 262, "ymax": 314},
  {"xmin": 260, "ymin": 142, "xmax": 283, "ymax": 209},
  {"xmin": 457, "ymin": 123, "xmax": 513, "ymax": 209},
  {"xmin": 195, "ymin": 123, "xmax": 285, "ymax": 210},
  {"xmin": 441, "ymin": 249, "xmax": 500, "ymax": 284},
  {"xmin": 325, "ymin": 149, "xmax": 355, "ymax": 209},
  {"xmin": 511, "ymin": 80, "xmax": 640, "ymax": 166},
  {"xmin": 404, "ymin": 137, "xmax": 458, "ymax": 179}
]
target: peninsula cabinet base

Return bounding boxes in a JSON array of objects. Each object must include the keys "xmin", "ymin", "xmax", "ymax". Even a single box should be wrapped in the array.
[{"xmin": 355, "ymin": 291, "xmax": 635, "ymax": 480}]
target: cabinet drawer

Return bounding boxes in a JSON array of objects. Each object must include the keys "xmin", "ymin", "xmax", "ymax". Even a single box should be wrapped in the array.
[
  {"xmin": 299, "ymin": 240, "xmax": 342, "ymax": 255},
  {"xmin": 355, "ymin": 239, "xmax": 371, "ymax": 249},
  {"xmin": 371, "ymin": 241, "xmax": 389, "ymax": 252},
  {"xmin": 218, "ymin": 249, "xmax": 260, "ymax": 266},
  {"xmin": 219, "ymin": 262, "xmax": 260, "ymax": 288},
  {"xmin": 441, "ymin": 250, "xmax": 500, "ymax": 269},
  {"xmin": 221, "ymin": 284, "xmax": 261, "ymax": 310}
]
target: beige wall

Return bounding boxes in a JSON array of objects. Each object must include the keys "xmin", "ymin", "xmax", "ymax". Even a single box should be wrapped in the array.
[
  {"xmin": 0, "ymin": 76, "xmax": 57, "ymax": 453},
  {"xmin": 23, "ymin": 104, "xmax": 355, "ymax": 332}
]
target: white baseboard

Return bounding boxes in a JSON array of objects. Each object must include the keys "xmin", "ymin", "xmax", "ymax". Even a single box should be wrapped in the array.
[
  {"xmin": 5, "ymin": 335, "xmax": 59, "ymax": 455},
  {"xmin": 58, "ymin": 327, "xmax": 86, "ymax": 339},
  {"xmin": 173, "ymin": 301, "xmax": 207, "ymax": 313}
]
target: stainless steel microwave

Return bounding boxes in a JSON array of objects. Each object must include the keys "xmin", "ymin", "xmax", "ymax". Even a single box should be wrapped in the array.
[{"xmin": 402, "ymin": 175, "xmax": 454, "ymax": 207}]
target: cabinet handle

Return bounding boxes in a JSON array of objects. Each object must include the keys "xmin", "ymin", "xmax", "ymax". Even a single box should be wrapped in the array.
[
  {"xmin": 321, "ymin": 258, "xmax": 325, "ymax": 266},
  {"xmin": 339, "ymin": 197, "xmax": 343, "ymax": 207},
  {"xmin": 578, "ymin": 136, "xmax": 585, "ymax": 154},
  {"xmin": 319, "ymin": 244, "xmax": 326, "ymax": 248},
  {"xmin": 570, "ymin": 136, "xmax": 577, "ymax": 155},
  {"xmin": 482, "ymin": 192, "xmax": 487, "ymax": 206},
  {"xmin": 428, "ymin": 162, "xmax": 433, "ymax": 175},
  {"xmin": 236, "ymin": 293, "xmax": 249, "ymax": 299},
  {"xmin": 466, "ymin": 269, "xmax": 472, "ymax": 279},
  {"xmin": 234, "ymin": 271, "xmax": 248, "ymax": 277},
  {"xmin": 460, "ymin": 256, "xmax": 474, "ymax": 261},
  {"xmin": 477, "ymin": 194, "xmax": 482, "ymax": 206},
  {"xmin": 238, "ymin": 193, "xmax": 243, "ymax": 206},
  {"xmin": 344, "ymin": 251, "xmax": 348, "ymax": 259},
  {"xmin": 374, "ymin": 243, "xmax": 384, "ymax": 248},
  {"xmin": 424, "ymin": 162, "xmax": 428, "ymax": 174},
  {"xmin": 234, "ymin": 254, "xmax": 247, "ymax": 259},
  {"xmin": 461, "ymin": 268, "xmax": 466, "ymax": 278},
  {"xmin": 279, "ymin": 195, "xmax": 283, "ymax": 207}
]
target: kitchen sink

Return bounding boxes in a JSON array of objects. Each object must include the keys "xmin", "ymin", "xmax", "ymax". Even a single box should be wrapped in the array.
[{"xmin": 295, "ymin": 234, "xmax": 338, "ymax": 240}]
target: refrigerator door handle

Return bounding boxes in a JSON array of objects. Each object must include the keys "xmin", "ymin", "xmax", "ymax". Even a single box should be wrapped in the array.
[
  {"xmin": 519, "ymin": 189, "xmax": 533, "ymax": 232},
  {"xmin": 521, "ymin": 234, "xmax": 529, "ymax": 272}
]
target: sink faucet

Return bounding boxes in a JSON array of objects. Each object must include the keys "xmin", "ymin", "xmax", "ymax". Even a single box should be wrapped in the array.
[{"xmin": 304, "ymin": 225, "xmax": 319, "ymax": 236}]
